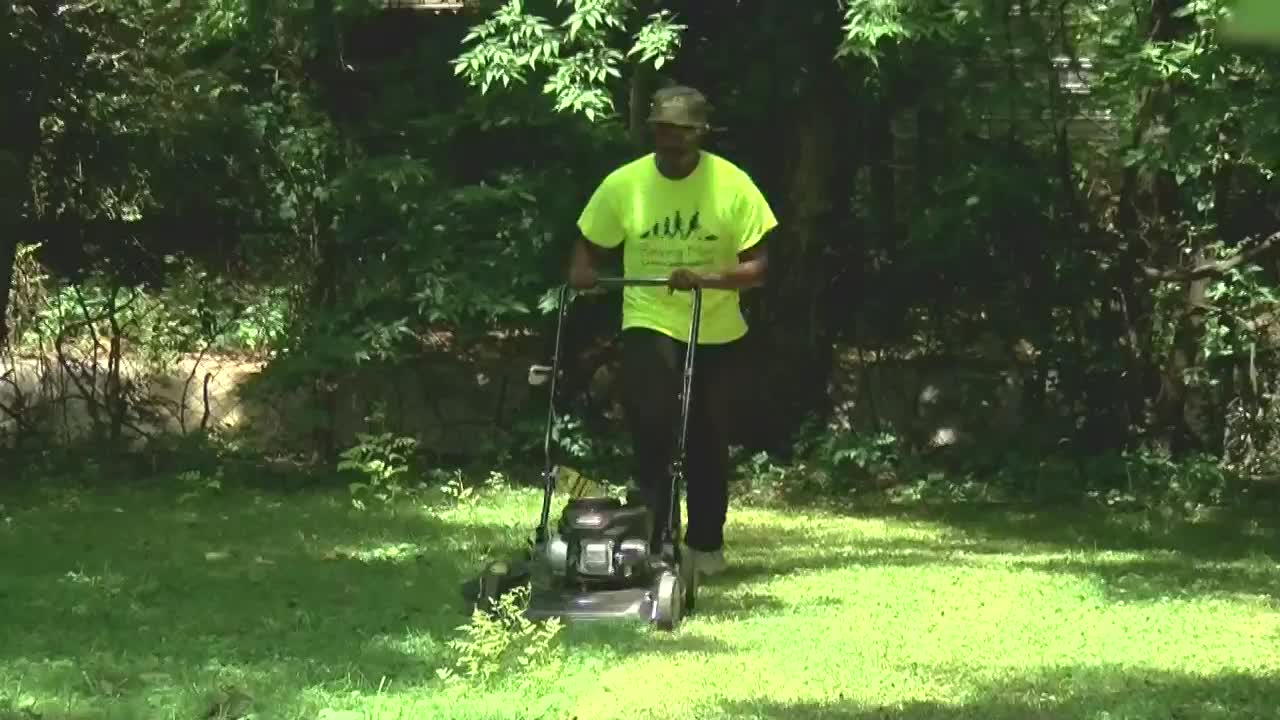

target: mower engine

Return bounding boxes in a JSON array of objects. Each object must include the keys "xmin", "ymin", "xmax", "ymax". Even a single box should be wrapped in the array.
[{"xmin": 545, "ymin": 497, "xmax": 653, "ymax": 583}]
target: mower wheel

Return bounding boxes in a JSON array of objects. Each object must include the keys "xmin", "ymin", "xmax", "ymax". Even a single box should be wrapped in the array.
[
  {"xmin": 653, "ymin": 570, "xmax": 683, "ymax": 631},
  {"xmin": 475, "ymin": 563, "xmax": 505, "ymax": 612}
]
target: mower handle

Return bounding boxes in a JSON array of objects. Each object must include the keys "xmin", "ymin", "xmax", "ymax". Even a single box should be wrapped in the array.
[
  {"xmin": 592, "ymin": 276, "xmax": 701, "ymax": 293},
  {"xmin": 536, "ymin": 275, "xmax": 703, "ymax": 547}
]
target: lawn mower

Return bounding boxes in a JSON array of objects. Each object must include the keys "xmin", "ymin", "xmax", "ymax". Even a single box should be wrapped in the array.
[{"xmin": 461, "ymin": 277, "xmax": 702, "ymax": 631}]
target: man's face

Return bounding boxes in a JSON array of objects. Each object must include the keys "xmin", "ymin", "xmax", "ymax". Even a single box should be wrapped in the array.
[{"xmin": 652, "ymin": 121, "xmax": 702, "ymax": 158}]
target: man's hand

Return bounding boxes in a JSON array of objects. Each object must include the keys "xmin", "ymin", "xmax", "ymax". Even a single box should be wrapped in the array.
[
  {"xmin": 681, "ymin": 242, "xmax": 769, "ymax": 291},
  {"xmin": 666, "ymin": 268, "xmax": 702, "ymax": 293}
]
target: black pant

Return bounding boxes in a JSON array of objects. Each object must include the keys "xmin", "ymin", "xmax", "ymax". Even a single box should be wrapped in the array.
[{"xmin": 620, "ymin": 327, "xmax": 747, "ymax": 553}]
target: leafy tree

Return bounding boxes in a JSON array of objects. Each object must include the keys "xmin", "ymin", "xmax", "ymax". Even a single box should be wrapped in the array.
[
  {"xmin": 446, "ymin": 0, "xmax": 1280, "ymax": 468},
  {"xmin": 8, "ymin": 0, "xmax": 1280, "ymax": 497}
]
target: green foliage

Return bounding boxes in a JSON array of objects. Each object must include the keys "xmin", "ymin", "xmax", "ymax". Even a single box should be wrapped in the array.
[
  {"xmin": 1095, "ymin": 449, "xmax": 1243, "ymax": 510},
  {"xmin": 10, "ymin": 0, "xmax": 1280, "ymax": 502},
  {"xmin": 436, "ymin": 467, "xmax": 481, "ymax": 506},
  {"xmin": 452, "ymin": 0, "xmax": 684, "ymax": 120},
  {"xmin": 732, "ymin": 428, "xmax": 901, "ymax": 508},
  {"xmin": 437, "ymin": 584, "xmax": 564, "ymax": 686},
  {"xmin": 15, "ymin": 256, "xmax": 287, "ymax": 360},
  {"xmin": 823, "ymin": 431, "xmax": 900, "ymax": 477},
  {"xmin": 627, "ymin": 9, "xmax": 685, "ymax": 69},
  {"xmin": 1201, "ymin": 260, "xmax": 1276, "ymax": 365},
  {"xmin": 836, "ymin": 0, "xmax": 973, "ymax": 65},
  {"xmin": 338, "ymin": 406, "xmax": 420, "ymax": 508},
  {"xmin": 732, "ymin": 418, "xmax": 1262, "ymax": 518}
]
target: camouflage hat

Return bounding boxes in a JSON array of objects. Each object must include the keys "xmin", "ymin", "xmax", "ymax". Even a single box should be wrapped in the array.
[{"xmin": 647, "ymin": 85, "xmax": 711, "ymax": 128}]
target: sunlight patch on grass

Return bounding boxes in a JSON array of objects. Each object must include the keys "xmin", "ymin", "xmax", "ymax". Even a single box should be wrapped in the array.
[
  {"xmin": 320, "ymin": 541, "xmax": 431, "ymax": 563},
  {"xmin": 423, "ymin": 487, "xmax": 543, "ymax": 523}
]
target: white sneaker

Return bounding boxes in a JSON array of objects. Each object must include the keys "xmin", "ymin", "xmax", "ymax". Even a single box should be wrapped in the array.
[{"xmin": 684, "ymin": 545, "xmax": 726, "ymax": 577}]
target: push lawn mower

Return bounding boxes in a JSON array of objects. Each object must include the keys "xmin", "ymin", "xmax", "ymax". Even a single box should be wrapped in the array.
[{"xmin": 462, "ymin": 277, "xmax": 702, "ymax": 631}]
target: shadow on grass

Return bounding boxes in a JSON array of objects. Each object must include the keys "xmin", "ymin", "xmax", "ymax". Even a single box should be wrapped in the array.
[
  {"xmin": 0, "ymin": 482, "xmax": 535, "ymax": 717},
  {"xmin": 714, "ymin": 664, "xmax": 1280, "ymax": 719},
  {"xmin": 866, "ymin": 501, "xmax": 1279, "ymax": 563},
  {"xmin": 1005, "ymin": 554, "xmax": 1280, "ymax": 602},
  {"xmin": 691, "ymin": 590, "xmax": 791, "ymax": 622},
  {"xmin": 1, "ymin": 476, "xmax": 759, "ymax": 717}
]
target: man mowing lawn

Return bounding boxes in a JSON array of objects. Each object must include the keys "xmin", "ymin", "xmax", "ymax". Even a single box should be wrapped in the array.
[{"xmin": 568, "ymin": 84, "xmax": 778, "ymax": 579}]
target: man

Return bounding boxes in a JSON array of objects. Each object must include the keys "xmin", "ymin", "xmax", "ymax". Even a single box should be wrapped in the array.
[{"xmin": 567, "ymin": 85, "xmax": 778, "ymax": 578}]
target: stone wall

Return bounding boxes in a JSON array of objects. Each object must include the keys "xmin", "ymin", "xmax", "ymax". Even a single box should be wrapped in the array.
[
  {"xmin": 0, "ymin": 351, "xmax": 268, "ymax": 446},
  {"xmin": 1, "ymin": 338, "xmax": 1034, "ymax": 459}
]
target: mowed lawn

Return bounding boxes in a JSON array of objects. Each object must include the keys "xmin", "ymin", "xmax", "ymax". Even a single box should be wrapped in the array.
[{"xmin": 1, "ymin": 474, "xmax": 1278, "ymax": 719}]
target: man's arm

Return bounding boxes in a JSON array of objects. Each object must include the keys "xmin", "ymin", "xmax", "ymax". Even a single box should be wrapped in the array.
[
  {"xmin": 694, "ymin": 239, "xmax": 769, "ymax": 291},
  {"xmin": 571, "ymin": 171, "xmax": 625, "ymax": 288},
  {"xmin": 568, "ymin": 236, "xmax": 619, "ymax": 288},
  {"xmin": 688, "ymin": 175, "xmax": 776, "ymax": 291}
]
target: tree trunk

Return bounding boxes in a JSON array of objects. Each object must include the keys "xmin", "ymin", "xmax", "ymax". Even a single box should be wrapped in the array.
[
  {"xmin": 749, "ymin": 73, "xmax": 848, "ymax": 452},
  {"xmin": 1198, "ymin": 119, "xmax": 1240, "ymax": 455},
  {"xmin": 863, "ymin": 79, "xmax": 906, "ymax": 347},
  {"xmin": 1103, "ymin": 0, "xmax": 1197, "ymax": 452},
  {"xmin": 309, "ymin": 0, "xmax": 342, "ymax": 461},
  {"xmin": 1159, "ymin": 268, "xmax": 1210, "ymax": 454},
  {"xmin": 1156, "ymin": 117, "xmax": 1236, "ymax": 456},
  {"xmin": 623, "ymin": 1, "xmax": 660, "ymax": 146},
  {"xmin": 1147, "ymin": 0, "xmax": 1202, "ymax": 455},
  {"xmin": 868, "ymin": 88, "xmax": 898, "ymax": 262}
]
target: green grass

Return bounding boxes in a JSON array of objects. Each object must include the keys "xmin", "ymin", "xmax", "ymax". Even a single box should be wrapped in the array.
[{"xmin": 2, "ymin": 474, "xmax": 1278, "ymax": 719}]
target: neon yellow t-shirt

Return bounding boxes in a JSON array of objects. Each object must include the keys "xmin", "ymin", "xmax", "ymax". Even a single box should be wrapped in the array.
[{"xmin": 576, "ymin": 151, "xmax": 778, "ymax": 345}]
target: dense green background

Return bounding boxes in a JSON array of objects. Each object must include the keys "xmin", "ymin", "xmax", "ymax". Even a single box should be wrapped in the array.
[
  {"xmin": 3, "ymin": 3, "xmax": 1280, "ymax": 718},
  {"xmin": 8, "ymin": 0, "xmax": 1280, "ymax": 500}
]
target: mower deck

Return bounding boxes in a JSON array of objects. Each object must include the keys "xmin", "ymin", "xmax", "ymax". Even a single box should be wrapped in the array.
[{"xmin": 524, "ymin": 585, "xmax": 657, "ymax": 623}]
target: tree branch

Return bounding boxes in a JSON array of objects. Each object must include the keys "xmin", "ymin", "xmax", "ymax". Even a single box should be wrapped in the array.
[{"xmin": 1143, "ymin": 231, "xmax": 1280, "ymax": 282}]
